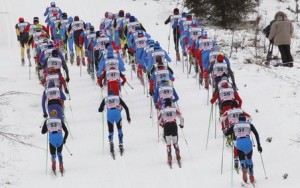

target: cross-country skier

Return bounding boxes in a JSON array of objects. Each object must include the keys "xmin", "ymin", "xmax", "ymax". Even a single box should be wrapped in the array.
[
  {"xmin": 210, "ymin": 81, "xmax": 242, "ymax": 115},
  {"xmin": 41, "ymin": 109, "xmax": 68, "ymax": 174},
  {"xmin": 15, "ymin": 17, "xmax": 30, "ymax": 65},
  {"xmin": 164, "ymin": 8, "xmax": 182, "ymax": 61},
  {"xmin": 98, "ymin": 90, "xmax": 131, "ymax": 157},
  {"xmin": 157, "ymin": 98, "xmax": 184, "ymax": 167},
  {"xmin": 223, "ymin": 113, "xmax": 262, "ymax": 184},
  {"xmin": 67, "ymin": 16, "xmax": 86, "ymax": 66}
]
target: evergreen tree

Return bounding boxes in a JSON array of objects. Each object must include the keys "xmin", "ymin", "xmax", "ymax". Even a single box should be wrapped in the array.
[{"xmin": 184, "ymin": 0, "xmax": 259, "ymax": 28}]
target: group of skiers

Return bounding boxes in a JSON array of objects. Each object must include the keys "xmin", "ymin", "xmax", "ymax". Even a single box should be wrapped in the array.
[
  {"xmin": 15, "ymin": 2, "xmax": 264, "ymax": 183},
  {"xmin": 15, "ymin": 2, "xmax": 75, "ymax": 175},
  {"xmin": 90, "ymin": 8, "xmax": 185, "ymax": 165},
  {"xmin": 165, "ymin": 7, "xmax": 263, "ymax": 184}
]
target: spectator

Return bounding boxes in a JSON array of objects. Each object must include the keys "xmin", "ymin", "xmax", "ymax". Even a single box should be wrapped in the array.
[{"xmin": 268, "ymin": 11, "xmax": 294, "ymax": 67}]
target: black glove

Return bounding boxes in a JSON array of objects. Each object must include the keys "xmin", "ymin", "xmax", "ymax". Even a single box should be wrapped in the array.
[
  {"xmin": 98, "ymin": 107, "xmax": 101, "ymax": 112},
  {"xmin": 65, "ymin": 89, "xmax": 69, "ymax": 94},
  {"xmin": 127, "ymin": 117, "xmax": 131, "ymax": 123},
  {"xmin": 222, "ymin": 128, "xmax": 227, "ymax": 135},
  {"xmin": 232, "ymin": 83, "xmax": 237, "ymax": 90},
  {"xmin": 154, "ymin": 103, "xmax": 158, "ymax": 109},
  {"xmin": 179, "ymin": 124, "xmax": 184, "ymax": 128},
  {"xmin": 258, "ymin": 145, "xmax": 263, "ymax": 153},
  {"xmin": 149, "ymin": 90, "xmax": 154, "ymax": 96},
  {"xmin": 66, "ymin": 77, "xmax": 70, "ymax": 83},
  {"xmin": 17, "ymin": 36, "xmax": 20, "ymax": 41},
  {"xmin": 63, "ymin": 138, "xmax": 66, "ymax": 144},
  {"xmin": 43, "ymin": 113, "xmax": 48, "ymax": 118}
]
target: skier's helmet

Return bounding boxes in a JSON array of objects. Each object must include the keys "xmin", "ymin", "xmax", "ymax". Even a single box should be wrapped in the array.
[
  {"xmin": 51, "ymin": 49, "xmax": 58, "ymax": 57},
  {"xmin": 216, "ymin": 53, "xmax": 224, "ymax": 62},
  {"xmin": 62, "ymin": 12, "xmax": 68, "ymax": 19},
  {"xmin": 33, "ymin": 17, "xmax": 39, "ymax": 24},
  {"xmin": 74, "ymin": 16, "xmax": 79, "ymax": 21},
  {"xmin": 18, "ymin": 17, "xmax": 24, "ymax": 23}
]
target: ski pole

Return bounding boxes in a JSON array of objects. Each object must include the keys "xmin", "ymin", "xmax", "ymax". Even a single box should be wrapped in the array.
[
  {"xmin": 46, "ymin": 132, "xmax": 49, "ymax": 174},
  {"xmin": 64, "ymin": 116, "xmax": 74, "ymax": 139},
  {"xmin": 167, "ymin": 22, "xmax": 171, "ymax": 54},
  {"xmin": 251, "ymin": 133, "xmax": 256, "ymax": 147},
  {"xmin": 100, "ymin": 88, "xmax": 105, "ymax": 154},
  {"xmin": 260, "ymin": 153, "xmax": 268, "ymax": 179},
  {"xmin": 40, "ymin": 118, "xmax": 46, "ymax": 128},
  {"xmin": 150, "ymin": 96, "xmax": 153, "ymax": 119},
  {"xmin": 157, "ymin": 110, "xmax": 159, "ymax": 143},
  {"xmin": 205, "ymin": 104, "xmax": 213, "ymax": 150},
  {"xmin": 126, "ymin": 82, "xmax": 134, "ymax": 89},
  {"xmin": 231, "ymin": 134, "xmax": 234, "ymax": 186},
  {"xmin": 215, "ymin": 103, "xmax": 217, "ymax": 139},
  {"xmin": 64, "ymin": 144, "xmax": 73, "ymax": 156},
  {"xmin": 29, "ymin": 64, "xmax": 31, "ymax": 80},
  {"xmin": 221, "ymin": 135, "xmax": 225, "ymax": 174},
  {"xmin": 145, "ymin": 72, "xmax": 149, "ymax": 97},
  {"xmin": 180, "ymin": 127, "xmax": 188, "ymax": 146}
]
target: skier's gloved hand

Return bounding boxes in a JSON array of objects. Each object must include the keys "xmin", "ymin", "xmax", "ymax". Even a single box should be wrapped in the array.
[
  {"xmin": 65, "ymin": 89, "xmax": 69, "ymax": 94},
  {"xmin": 222, "ymin": 128, "xmax": 227, "ymax": 135},
  {"xmin": 85, "ymin": 50, "xmax": 88, "ymax": 57},
  {"xmin": 179, "ymin": 124, "xmax": 184, "ymax": 128},
  {"xmin": 232, "ymin": 83, "xmax": 237, "ymax": 90},
  {"xmin": 97, "ymin": 79, "xmax": 103, "ymax": 87},
  {"xmin": 154, "ymin": 103, "xmax": 158, "ymax": 109},
  {"xmin": 17, "ymin": 36, "xmax": 20, "ymax": 41},
  {"xmin": 258, "ymin": 145, "xmax": 263, "ymax": 153},
  {"xmin": 210, "ymin": 99, "xmax": 214, "ymax": 104},
  {"xmin": 66, "ymin": 77, "xmax": 70, "ymax": 83},
  {"xmin": 98, "ymin": 107, "xmax": 102, "ymax": 112},
  {"xmin": 63, "ymin": 138, "xmax": 67, "ymax": 144},
  {"xmin": 149, "ymin": 90, "xmax": 154, "ymax": 96},
  {"xmin": 43, "ymin": 113, "xmax": 48, "ymax": 118},
  {"xmin": 127, "ymin": 117, "xmax": 131, "ymax": 124},
  {"xmin": 121, "ymin": 81, "xmax": 125, "ymax": 86}
]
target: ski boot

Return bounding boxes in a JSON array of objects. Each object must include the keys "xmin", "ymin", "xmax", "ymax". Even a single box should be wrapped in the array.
[
  {"xmin": 131, "ymin": 60, "xmax": 136, "ymax": 71},
  {"xmin": 226, "ymin": 135, "xmax": 233, "ymax": 147},
  {"xmin": 234, "ymin": 158, "xmax": 239, "ymax": 172},
  {"xmin": 176, "ymin": 51, "xmax": 180, "ymax": 61},
  {"xmin": 82, "ymin": 57, "xmax": 86, "ymax": 66},
  {"xmin": 76, "ymin": 56, "xmax": 80, "ymax": 66},
  {"xmin": 249, "ymin": 175, "xmax": 255, "ymax": 183},
  {"xmin": 70, "ymin": 54, "xmax": 74, "ymax": 64},
  {"xmin": 59, "ymin": 164, "xmax": 64, "ymax": 173},
  {"xmin": 167, "ymin": 145, "xmax": 172, "ymax": 167},
  {"xmin": 199, "ymin": 76, "xmax": 203, "ymax": 85},
  {"xmin": 110, "ymin": 142, "xmax": 114, "ymax": 152},
  {"xmin": 242, "ymin": 168, "xmax": 248, "ymax": 183},
  {"xmin": 51, "ymin": 159, "xmax": 56, "ymax": 171},
  {"xmin": 119, "ymin": 143, "xmax": 124, "ymax": 155},
  {"xmin": 110, "ymin": 142, "xmax": 115, "ymax": 159},
  {"xmin": 65, "ymin": 53, "xmax": 68, "ymax": 61}
]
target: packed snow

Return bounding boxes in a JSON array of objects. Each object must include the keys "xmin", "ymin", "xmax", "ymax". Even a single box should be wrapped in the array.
[{"xmin": 0, "ymin": 0, "xmax": 299, "ymax": 187}]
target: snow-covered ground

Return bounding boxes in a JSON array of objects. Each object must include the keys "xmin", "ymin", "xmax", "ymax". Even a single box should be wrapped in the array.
[{"xmin": 1, "ymin": 0, "xmax": 299, "ymax": 187}]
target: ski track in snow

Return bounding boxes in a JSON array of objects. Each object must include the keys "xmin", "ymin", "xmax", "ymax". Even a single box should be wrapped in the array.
[{"xmin": 1, "ymin": 0, "xmax": 300, "ymax": 188}]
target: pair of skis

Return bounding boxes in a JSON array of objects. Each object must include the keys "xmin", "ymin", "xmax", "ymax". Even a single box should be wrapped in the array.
[
  {"xmin": 241, "ymin": 181, "xmax": 256, "ymax": 188},
  {"xmin": 168, "ymin": 158, "xmax": 182, "ymax": 169},
  {"xmin": 52, "ymin": 169, "xmax": 64, "ymax": 177},
  {"xmin": 110, "ymin": 144, "xmax": 124, "ymax": 160}
]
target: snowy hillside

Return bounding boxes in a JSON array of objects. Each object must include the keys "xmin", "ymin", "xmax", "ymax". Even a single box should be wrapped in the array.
[{"xmin": 1, "ymin": 0, "xmax": 300, "ymax": 188}]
